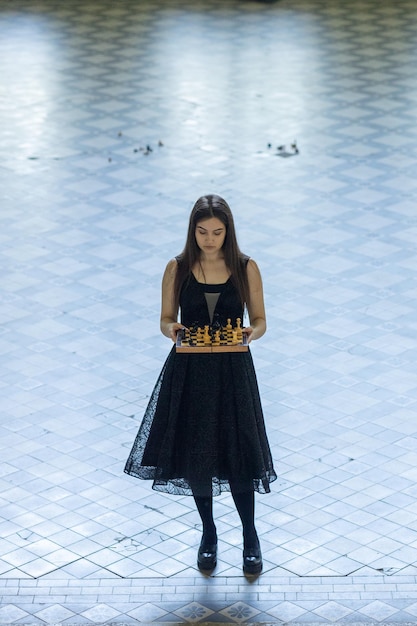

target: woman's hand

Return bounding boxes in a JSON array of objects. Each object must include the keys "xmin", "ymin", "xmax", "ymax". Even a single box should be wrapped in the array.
[
  {"xmin": 243, "ymin": 326, "xmax": 254, "ymax": 343},
  {"xmin": 167, "ymin": 322, "xmax": 187, "ymax": 342}
]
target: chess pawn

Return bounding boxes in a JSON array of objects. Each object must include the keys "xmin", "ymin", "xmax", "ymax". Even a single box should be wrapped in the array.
[
  {"xmin": 204, "ymin": 325, "xmax": 211, "ymax": 346},
  {"xmin": 196, "ymin": 326, "xmax": 204, "ymax": 346},
  {"xmin": 232, "ymin": 329, "xmax": 238, "ymax": 345},
  {"xmin": 226, "ymin": 318, "xmax": 233, "ymax": 343},
  {"xmin": 236, "ymin": 318, "xmax": 243, "ymax": 342},
  {"xmin": 212, "ymin": 330, "xmax": 221, "ymax": 346}
]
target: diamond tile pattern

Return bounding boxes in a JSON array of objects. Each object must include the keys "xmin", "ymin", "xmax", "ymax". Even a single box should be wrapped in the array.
[{"xmin": 2, "ymin": 0, "xmax": 417, "ymax": 622}]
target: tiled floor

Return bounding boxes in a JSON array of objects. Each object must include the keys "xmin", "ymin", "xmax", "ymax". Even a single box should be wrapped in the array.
[{"xmin": 2, "ymin": 0, "xmax": 417, "ymax": 622}]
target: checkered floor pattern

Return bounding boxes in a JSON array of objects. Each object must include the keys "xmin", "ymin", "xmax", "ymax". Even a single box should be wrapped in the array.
[{"xmin": 2, "ymin": 0, "xmax": 417, "ymax": 622}]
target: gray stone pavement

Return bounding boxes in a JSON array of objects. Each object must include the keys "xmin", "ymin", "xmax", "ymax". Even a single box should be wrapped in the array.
[
  {"xmin": 2, "ymin": 0, "xmax": 417, "ymax": 622},
  {"xmin": 2, "ymin": 576, "xmax": 417, "ymax": 624}
]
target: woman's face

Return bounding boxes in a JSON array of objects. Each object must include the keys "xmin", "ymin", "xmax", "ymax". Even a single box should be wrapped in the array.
[{"xmin": 195, "ymin": 217, "xmax": 226, "ymax": 256}]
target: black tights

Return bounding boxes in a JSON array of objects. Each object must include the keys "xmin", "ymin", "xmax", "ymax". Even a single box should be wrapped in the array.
[
  {"xmin": 193, "ymin": 494, "xmax": 217, "ymax": 544},
  {"xmin": 193, "ymin": 488, "xmax": 259, "ymax": 549}
]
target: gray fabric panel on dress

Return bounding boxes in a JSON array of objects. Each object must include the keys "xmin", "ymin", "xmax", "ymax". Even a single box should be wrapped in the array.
[{"xmin": 204, "ymin": 292, "xmax": 220, "ymax": 324}]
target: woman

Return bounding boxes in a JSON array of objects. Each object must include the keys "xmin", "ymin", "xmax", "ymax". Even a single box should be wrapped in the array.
[{"xmin": 124, "ymin": 194, "xmax": 276, "ymax": 575}]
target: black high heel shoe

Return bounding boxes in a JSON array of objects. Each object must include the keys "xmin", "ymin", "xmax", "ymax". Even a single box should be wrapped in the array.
[
  {"xmin": 243, "ymin": 546, "xmax": 263, "ymax": 575},
  {"xmin": 197, "ymin": 539, "xmax": 217, "ymax": 571}
]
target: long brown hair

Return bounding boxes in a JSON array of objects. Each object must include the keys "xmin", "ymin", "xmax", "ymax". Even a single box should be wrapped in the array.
[{"xmin": 174, "ymin": 195, "xmax": 249, "ymax": 312}]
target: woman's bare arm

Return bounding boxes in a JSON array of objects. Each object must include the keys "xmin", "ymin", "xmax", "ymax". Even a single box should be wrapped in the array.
[
  {"xmin": 160, "ymin": 259, "xmax": 184, "ymax": 341},
  {"xmin": 244, "ymin": 259, "xmax": 266, "ymax": 343}
]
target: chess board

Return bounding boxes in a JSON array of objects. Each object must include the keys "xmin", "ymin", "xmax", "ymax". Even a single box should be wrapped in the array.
[{"xmin": 176, "ymin": 319, "xmax": 249, "ymax": 353}]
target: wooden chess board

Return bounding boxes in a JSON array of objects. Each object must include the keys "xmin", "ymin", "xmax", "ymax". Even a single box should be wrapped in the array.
[{"xmin": 176, "ymin": 319, "xmax": 248, "ymax": 353}]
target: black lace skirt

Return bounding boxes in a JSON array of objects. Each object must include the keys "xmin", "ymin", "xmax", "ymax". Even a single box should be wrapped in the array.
[{"xmin": 124, "ymin": 346, "xmax": 277, "ymax": 497}]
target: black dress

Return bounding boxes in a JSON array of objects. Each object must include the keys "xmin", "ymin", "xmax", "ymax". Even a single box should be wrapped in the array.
[{"xmin": 124, "ymin": 269, "xmax": 277, "ymax": 497}]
